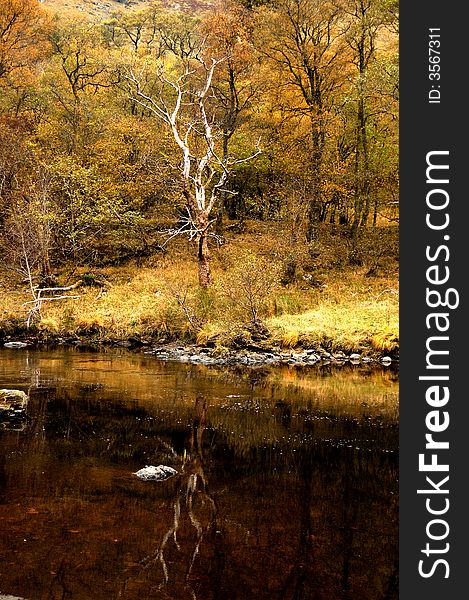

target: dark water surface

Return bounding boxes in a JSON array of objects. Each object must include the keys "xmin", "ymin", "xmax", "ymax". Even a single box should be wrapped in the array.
[{"xmin": 0, "ymin": 348, "xmax": 398, "ymax": 600}]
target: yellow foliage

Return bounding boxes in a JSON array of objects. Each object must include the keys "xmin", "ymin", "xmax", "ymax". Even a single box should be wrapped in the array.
[
  {"xmin": 38, "ymin": 317, "xmax": 60, "ymax": 333},
  {"xmin": 281, "ymin": 329, "xmax": 300, "ymax": 348},
  {"xmin": 76, "ymin": 316, "xmax": 105, "ymax": 333},
  {"xmin": 371, "ymin": 329, "xmax": 399, "ymax": 353},
  {"xmin": 0, "ymin": 0, "xmax": 50, "ymax": 88}
]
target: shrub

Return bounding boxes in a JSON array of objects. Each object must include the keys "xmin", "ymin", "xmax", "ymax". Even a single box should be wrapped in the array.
[{"xmin": 221, "ymin": 252, "xmax": 281, "ymax": 325}]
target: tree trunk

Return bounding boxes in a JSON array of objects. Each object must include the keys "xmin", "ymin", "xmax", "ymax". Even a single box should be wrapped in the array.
[
  {"xmin": 351, "ymin": 139, "xmax": 361, "ymax": 237},
  {"xmin": 351, "ymin": 92, "xmax": 371, "ymax": 235},
  {"xmin": 373, "ymin": 195, "xmax": 378, "ymax": 227},
  {"xmin": 40, "ymin": 238, "xmax": 52, "ymax": 280},
  {"xmin": 216, "ymin": 131, "xmax": 230, "ymax": 231},
  {"xmin": 306, "ymin": 121, "xmax": 323, "ymax": 243},
  {"xmin": 352, "ymin": 4, "xmax": 374, "ymax": 231},
  {"xmin": 41, "ymin": 254, "xmax": 52, "ymax": 282},
  {"xmin": 194, "ymin": 207, "xmax": 213, "ymax": 288},
  {"xmin": 197, "ymin": 232, "xmax": 212, "ymax": 288},
  {"xmin": 358, "ymin": 96, "xmax": 371, "ymax": 227}
]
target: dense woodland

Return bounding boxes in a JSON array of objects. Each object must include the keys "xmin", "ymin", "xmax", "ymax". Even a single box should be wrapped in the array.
[{"xmin": 0, "ymin": 0, "xmax": 399, "ymax": 353}]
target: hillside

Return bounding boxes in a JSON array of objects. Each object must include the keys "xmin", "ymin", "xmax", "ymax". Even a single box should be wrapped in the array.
[{"xmin": 41, "ymin": 0, "xmax": 216, "ymax": 19}]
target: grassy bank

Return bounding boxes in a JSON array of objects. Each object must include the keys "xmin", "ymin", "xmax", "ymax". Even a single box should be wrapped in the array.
[{"xmin": 0, "ymin": 223, "xmax": 399, "ymax": 357}]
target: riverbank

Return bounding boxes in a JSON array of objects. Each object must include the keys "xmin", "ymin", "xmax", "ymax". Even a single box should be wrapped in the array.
[
  {"xmin": 0, "ymin": 279, "xmax": 398, "ymax": 366},
  {"xmin": 0, "ymin": 224, "xmax": 399, "ymax": 363},
  {"xmin": 1, "ymin": 337, "xmax": 397, "ymax": 367}
]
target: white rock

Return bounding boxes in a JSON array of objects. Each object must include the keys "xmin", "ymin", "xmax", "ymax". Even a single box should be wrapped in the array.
[
  {"xmin": 4, "ymin": 342, "xmax": 28, "ymax": 348},
  {"xmin": 0, "ymin": 389, "xmax": 28, "ymax": 411},
  {"xmin": 133, "ymin": 465, "xmax": 178, "ymax": 481}
]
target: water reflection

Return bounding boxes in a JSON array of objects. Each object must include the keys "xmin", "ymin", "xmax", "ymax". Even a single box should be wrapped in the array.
[
  {"xmin": 119, "ymin": 397, "xmax": 220, "ymax": 600},
  {"xmin": 0, "ymin": 348, "xmax": 398, "ymax": 600}
]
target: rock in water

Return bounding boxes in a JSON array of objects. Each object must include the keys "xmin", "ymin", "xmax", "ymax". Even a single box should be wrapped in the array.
[
  {"xmin": 133, "ymin": 465, "xmax": 178, "ymax": 481},
  {"xmin": 0, "ymin": 390, "xmax": 29, "ymax": 431},
  {"xmin": 0, "ymin": 389, "xmax": 28, "ymax": 411},
  {"xmin": 3, "ymin": 342, "xmax": 28, "ymax": 348}
]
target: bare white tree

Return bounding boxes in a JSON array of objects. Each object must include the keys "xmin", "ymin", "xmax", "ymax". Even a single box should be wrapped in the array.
[{"xmin": 124, "ymin": 48, "xmax": 261, "ymax": 287}]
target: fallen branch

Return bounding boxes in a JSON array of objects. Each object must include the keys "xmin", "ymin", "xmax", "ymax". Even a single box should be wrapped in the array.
[
  {"xmin": 22, "ymin": 295, "xmax": 81, "ymax": 306},
  {"xmin": 33, "ymin": 280, "xmax": 83, "ymax": 295},
  {"xmin": 22, "ymin": 280, "xmax": 83, "ymax": 328}
]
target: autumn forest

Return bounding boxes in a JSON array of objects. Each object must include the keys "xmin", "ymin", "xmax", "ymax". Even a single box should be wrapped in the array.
[{"xmin": 0, "ymin": 0, "xmax": 399, "ymax": 356}]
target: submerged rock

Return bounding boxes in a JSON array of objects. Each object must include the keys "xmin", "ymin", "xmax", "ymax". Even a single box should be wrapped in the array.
[
  {"xmin": 0, "ymin": 389, "xmax": 28, "ymax": 410},
  {"xmin": 133, "ymin": 465, "xmax": 178, "ymax": 481},
  {"xmin": 0, "ymin": 390, "xmax": 29, "ymax": 431}
]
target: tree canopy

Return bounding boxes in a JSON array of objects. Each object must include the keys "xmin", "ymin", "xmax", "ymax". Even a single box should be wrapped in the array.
[{"xmin": 0, "ymin": 0, "xmax": 398, "ymax": 283}]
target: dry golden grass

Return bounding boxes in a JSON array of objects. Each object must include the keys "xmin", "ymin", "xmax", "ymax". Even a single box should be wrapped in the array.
[
  {"xmin": 268, "ymin": 271, "xmax": 398, "ymax": 353},
  {"xmin": 28, "ymin": 264, "xmax": 398, "ymax": 354},
  {"xmin": 36, "ymin": 263, "xmax": 194, "ymax": 339},
  {"xmin": 0, "ymin": 223, "xmax": 399, "ymax": 355}
]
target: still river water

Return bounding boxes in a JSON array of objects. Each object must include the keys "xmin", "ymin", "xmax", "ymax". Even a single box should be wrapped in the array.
[{"xmin": 0, "ymin": 347, "xmax": 398, "ymax": 600}]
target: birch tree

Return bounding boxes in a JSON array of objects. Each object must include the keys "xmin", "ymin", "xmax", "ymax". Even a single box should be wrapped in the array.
[{"xmin": 124, "ymin": 39, "xmax": 260, "ymax": 287}]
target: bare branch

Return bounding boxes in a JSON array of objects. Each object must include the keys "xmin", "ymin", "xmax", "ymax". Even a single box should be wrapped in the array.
[{"xmin": 123, "ymin": 49, "xmax": 261, "ymax": 285}]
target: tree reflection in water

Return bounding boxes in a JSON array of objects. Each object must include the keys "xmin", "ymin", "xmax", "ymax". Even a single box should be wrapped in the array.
[
  {"xmin": 119, "ymin": 397, "xmax": 220, "ymax": 600},
  {"xmin": 0, "ymin": 350, "xmax": 398, "ymax": 600}
]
